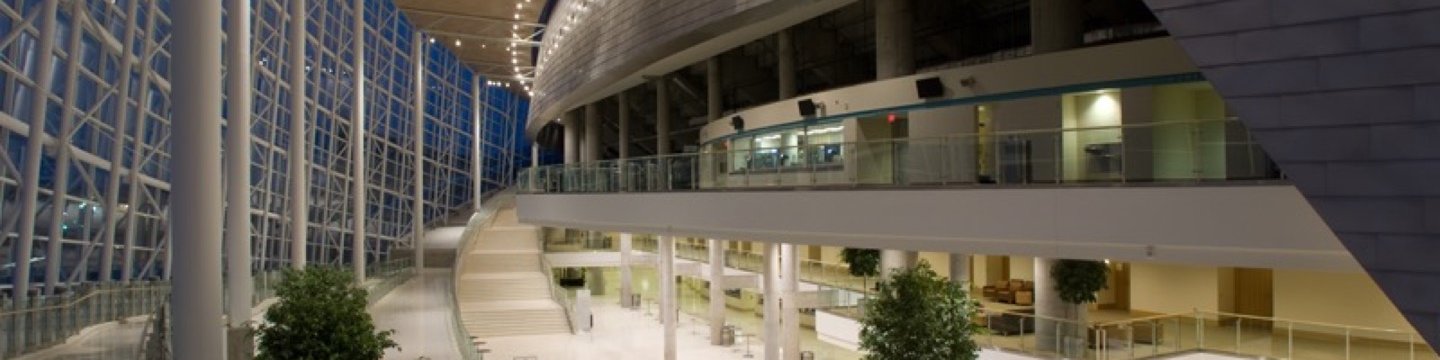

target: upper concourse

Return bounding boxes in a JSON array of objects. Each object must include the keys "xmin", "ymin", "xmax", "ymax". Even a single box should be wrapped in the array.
[{"xmin": 518, "ymin": 0, "xmax": 1440, "ymax": 352}]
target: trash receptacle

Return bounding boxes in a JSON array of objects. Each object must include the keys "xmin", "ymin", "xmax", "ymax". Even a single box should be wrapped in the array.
[
  {"xmin": 800, "ymin": 350, "xmax": 814, "ymax": 360},
  {"xmin": 720, "ymin": 325, "xmax": 736, "ymax": 346}
]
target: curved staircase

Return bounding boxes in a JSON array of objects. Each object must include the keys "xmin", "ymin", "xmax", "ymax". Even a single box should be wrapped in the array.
[{"xmin": 456, "ymin": 207, "xmax": 570, "ymax": 338}]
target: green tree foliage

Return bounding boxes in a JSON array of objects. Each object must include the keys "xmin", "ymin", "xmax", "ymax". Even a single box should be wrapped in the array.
[
  {"xmin": 1051, "ymin": 259, "xmax": 1109, "ymax": 304},
  {"xmin": 859, "ymin": 261, "xmax": 981, "ymax": 360},
  {"xmin": 841, "ymin": 248, "xmax": 881, "ymax": 278},
  {"xmin": 256, "ymin": 267, "xmax": 398, "ymax": 360}
]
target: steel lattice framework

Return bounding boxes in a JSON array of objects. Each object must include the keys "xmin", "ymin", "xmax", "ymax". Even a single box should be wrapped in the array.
[{"xmin": 0, "ymin": 0, "xmax": 528, "ymax": 296}]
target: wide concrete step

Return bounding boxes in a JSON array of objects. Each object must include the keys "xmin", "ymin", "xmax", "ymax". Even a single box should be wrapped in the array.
[
  {"xmin": 463, "ymin": 310, "xmax": 570, "ymax": 337},
  {"xmin": 471, "ymin": 229, "xmax": 539, "ymax": 251},
  {"xmin": 463, "ymin": 255, "xmax": 540, "ymax": 272},
  {"xmin": 457, "ymin": 281, "xmax": 551, "ymax": 301},
  {"xmin": 460, "ymin": 271, "xmax": 546, "ymax": 281}
]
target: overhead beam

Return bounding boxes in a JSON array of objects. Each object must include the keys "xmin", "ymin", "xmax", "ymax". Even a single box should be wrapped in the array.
[{"xmin": 397, "ymin": 6, "xmax": 546, "ymax": 28}]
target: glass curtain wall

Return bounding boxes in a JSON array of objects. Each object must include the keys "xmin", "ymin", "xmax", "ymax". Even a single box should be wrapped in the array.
[{"xmin": 0, "ymin": 0, "xmax": 528, "ymax": 296}]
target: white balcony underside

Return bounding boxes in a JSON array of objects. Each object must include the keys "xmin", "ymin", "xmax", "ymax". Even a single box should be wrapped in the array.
[{"xmin": 518, "ymin": 185, "xmax": 1355, "ymax": 272}]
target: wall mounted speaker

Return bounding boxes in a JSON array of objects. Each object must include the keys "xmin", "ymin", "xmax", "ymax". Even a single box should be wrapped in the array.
[
  {"xmin": 915, "ymin": 77, "xmax": 944, "ymax": 99},
  {"xmin": 731, "ymin": 116, "xmax": 745, "ymax": 132},
  {"xmin": 797, "ymin": 99, "xmax": 818, "ymax": 117}
]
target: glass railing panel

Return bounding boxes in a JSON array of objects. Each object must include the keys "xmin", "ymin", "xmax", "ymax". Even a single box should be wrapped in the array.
[{"xmin": 519, "ymin": 119, "xmax": 1281, "ymax": 194}]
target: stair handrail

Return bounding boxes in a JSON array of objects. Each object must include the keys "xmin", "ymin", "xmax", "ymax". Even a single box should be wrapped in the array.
[{"xmin": 538, "ymin": 251, "xmax": 578, "ymax": 334}]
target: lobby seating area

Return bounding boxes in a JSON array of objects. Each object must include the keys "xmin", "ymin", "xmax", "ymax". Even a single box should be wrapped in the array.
[{"xmin": 983, "ymin": 280, "xmax": 1035, "ymax": 306}]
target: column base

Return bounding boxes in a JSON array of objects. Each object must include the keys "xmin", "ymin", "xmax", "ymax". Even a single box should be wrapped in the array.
[{"xmin": 227, "ymin": 326, "xmax": 254, "ymax": 360}]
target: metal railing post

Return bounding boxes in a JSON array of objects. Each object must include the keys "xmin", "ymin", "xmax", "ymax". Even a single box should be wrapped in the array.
[
  {"xmin": 1288, "ymin": 322, "xmax": 1294, "ymax": 359},
  {"xmin": 1235, "ymin": 318, "xmax": 1242, "ymax": 353}
]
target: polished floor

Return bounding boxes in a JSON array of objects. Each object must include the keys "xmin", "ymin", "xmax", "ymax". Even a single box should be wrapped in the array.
[{"xmin": 375, "ymin": 268, "xmax": 464, "ymax": 360}]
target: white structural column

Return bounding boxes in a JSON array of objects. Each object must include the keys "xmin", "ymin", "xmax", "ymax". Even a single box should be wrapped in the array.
[
  {"xmin": 707, "ymin": 58, "xmax": 721, "ymax": 121},
  {"xmin": 654, "ymin": 77, "xmax": 671, "ymax": 155},
  {"xmin": 412, "ymin": 31, "xmax": 427, "ymax": 269},
  {"xmin": 880, "ymin": 250, "xmax": 916, "ymax": 279},
  {"xmin": 44, "ymin": 0, "xmax": 86, "ymax": 295},
  {"xmin": 11, "ymin": 1, "xmax": 56, "ymax": 339},
  {"xmin": 100, "ymin": 0, "xmax": 143, "ymax": 284},
  {"xmin": 123, "ymin": 0, "xmax": 162, "ymax": 282},
  {"xmin": 472, "ymin": 80, "xmax": 483, "ymax": 210},
  {"xmin": 287, "ymin": 0, "xmax": 309, "ymax": 269},
  {"xmin": 707, "ymin": 238, "xmax": 726, "ymax": 345},
  {"xmin": 172, "ymin": 0, "xmax": 225, "ymax": 358},
  {"xmin": 949, "ymin": 254, "xmax": 971, "ymax": 286},
  {"xmin": 781, "ymin": 244, "xmax": 800, "ymax": 359},
  {"xmin": 1033, "ymin": 258, "xmax": 1066, "ymax": 352},
  {"xmin": 617, "ymin": 91, "xmax": 630, "ymax": 160},
  {"xmin": 659, "ymin": 236, "xmax": 678, "ymax": 360},
  {"xmin": 350, "ymin": 0, "xmax": 368, "ymax": 283},
  {"xmin": 1030, "ymin": 0, "xmax": 1084, "ymax": 54},
  {"xmin": 875, "ymin": 0, "xmax": 916, "ymax": 273},
  {"xmin": 528, "ymin": 143, "xmax": 539, "ymax": 190},
  {"xmin": 763, "ymin": 242, "xmax": 780, "ymax": 360},
  {"xmin": 226, "ymin": 0, "xmax": 255, "ymax": 331},
  {"xmin": 619, "ymin": 233, "xmax": 634, "ymax": 307},
  {"xmin": 777, "ymin": 28, "xmax": 796, "ymax": 99},
  {"xmin": 875, "ymin": 0, "xmax": 915, "ymax": 79},
  {"xmin": 563, "ymin": 111, "xmax": 579, "ymax": 164},
  {"xmin": 584, "ymin": 104, "xmax": 600, "ymax": 162}
]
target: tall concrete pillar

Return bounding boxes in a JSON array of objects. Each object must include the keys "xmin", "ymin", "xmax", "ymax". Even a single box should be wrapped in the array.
[
  {"xmin": 875, "ymin": 0, "xmax": 917, "ymax": 270},
  {"xmin": 949, "ymin": 253, "xmax": 971, "ymax": 286},
  {"xmin": 1030, "ymin": 0, "xmax": 1085, "ymax": 54},
  {"xmin": 585, "ymin": 103, "xmax": 601, "ymax": 161},
  {"xmin": 529, "ymin": 143, "xmax": 539, "ymax": 190},
  {"xmin": 880, "ymin": 249, "xmax": 916, "ymax": 278},
  {"xmin": 46, "ymin": 0, "xmax": 86, "ymax": 294},
  {"xmin": 172, "ymin": 0, "xmax": 225, "ymax": 358},
  {"xmin": 660, "ymin": 236, "xmax": 678, "ymax": 360},
  {"xmin": 100, "ymin": 0, "xmax": 144, "ymax": 285},
  {"xmin": 472, "ymin": 80, "xmax": 484, "ymax": 210},
  {"xmin": 350, "ymin": 0, "xmax": 368, "ymax": 283},
  {"xmin": 777, "ymin": 28, "xmax": 797, "ymax": 99},
  {"xmin": 620, "ymin": 233, "xmax": 634, "ymax": 307},
  {"xmin": 563, "ymin": 111, "xmax": 580, "ymax": 163},
  {"xmin": 781, "ymin": 244, "xmax": 800, "ymax": 359},
  {"xmin": 411, "ymin": 31, "xmax": 427, "ymax": 270},
  {"xmin": 288, "ymin": 0, "xmax": 310, "ymax": 269},
  {"xmin": 225, "ymin": 0, "xmax": 256, "ymax": 357},
  {"xmin": 1034, "ymin": 258, "xmax": 1074, "ymax": 353},
  {"xmin": 12, "ymin": 0, "xmax": 57, "ymax": 300},
  {"xmin": 654, "ymin": 77, "xmax": 671, "ymax": 155},
  {"xmin": 618, "ymin": 91, "xmax": 631, "ymax": 160},
  {"xmin": 875, "ymin": 0, "xmax": 915, "ymax": 80},
  {"xmin": 707, "ymin": 58, "xmax": 722, "ymax": 121},
  {"xmin": 122, "ymin": 0, "xmax": 162, "ymax": 282},
  {"xmin": 763, "ymin": 243, "xmax": 780, "ymax": 360},
  {"xmin": 707, "ymin": 238, "xmax": 727, "ymax": 345}
]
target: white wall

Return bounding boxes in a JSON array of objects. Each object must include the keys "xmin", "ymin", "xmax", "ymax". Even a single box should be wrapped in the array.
[
  {"xmin": 1010, "ymin": 256, "xmax": 1035, "ymax": 281},
  {"xmin": 1129, "ymin": 262, "xmax": 1219, "ymax": 315},
  {"xmin": 918, "ymin": 252, "xmax": 951, "ymax": 277},
  {"xmin": 1273, "ymin": 270, "xmax": 1415, "ymax": 333},
  {"xmin": 815, "ymin": 310, "xmax": 862, "ymax": 352},
  {"xmin": 518, "ymin": 186, "xmax": 1355, "ymax": 271}
]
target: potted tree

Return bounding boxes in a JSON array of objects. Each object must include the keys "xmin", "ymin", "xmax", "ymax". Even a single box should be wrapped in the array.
[
  {"xmin": 1050, "ymin": 259, "xmax": 1109, "ymax": 356},
  {"xmin": 255, "ymin": 267, "xmax": 399, "ymax": 360},
  {"xmin": 840, "ymin": 247, "xmax": 881, "ymax": 292},
  {"xmin": 859, "ymin": 261, "xmax": 981, "ymax": 360},
  {"xmin": 840, "ymin": 247, "xmax": 880, "ymax": 315}
]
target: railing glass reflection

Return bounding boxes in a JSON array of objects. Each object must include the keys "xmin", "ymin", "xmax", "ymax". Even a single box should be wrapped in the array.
[{"xmin": 519, "ymin": 119, "xmax": 1279, "ymax": 194}]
